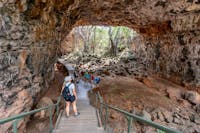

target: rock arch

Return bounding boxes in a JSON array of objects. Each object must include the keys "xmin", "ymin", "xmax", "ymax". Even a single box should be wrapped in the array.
[{"xmin": 0, "ymin": 0, "xmax": 200, "ymax": 129}]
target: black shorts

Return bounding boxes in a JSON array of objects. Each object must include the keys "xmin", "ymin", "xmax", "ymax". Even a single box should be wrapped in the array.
[{"xmin": 64, "ymin": 95, "xmax": 76, "ymax": 103}]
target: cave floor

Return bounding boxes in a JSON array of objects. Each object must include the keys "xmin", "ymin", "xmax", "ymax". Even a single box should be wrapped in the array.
[
  {"xmin": 93, "ymin": 76, "xmax": 199, "ymax": 132},
  {"xmin": 25, "ymin": 64, "xmax": 199, "ymax": 133}
]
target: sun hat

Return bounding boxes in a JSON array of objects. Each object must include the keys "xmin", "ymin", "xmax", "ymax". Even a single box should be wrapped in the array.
[{"xmin": 64, "ymin": 76, "xmax": 72, "ymax": 82}]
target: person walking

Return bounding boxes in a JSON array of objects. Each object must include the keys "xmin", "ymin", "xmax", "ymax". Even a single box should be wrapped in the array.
[
  {"xmin": 94, "ymin": 76, "xmax": 101, "ymax": 87},
  {"xmin": 61, "ymin": 76, "xmax": 80, "ymax": 117},
  {"xmin": 83, "ymin": 71, "xmax": 90, "ymax": 87}
]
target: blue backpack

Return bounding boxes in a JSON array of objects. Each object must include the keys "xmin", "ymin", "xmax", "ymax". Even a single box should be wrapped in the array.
[
  {"xmin": 94, "ymin": 77, "xmax": 100, "ymax": 84},
  {"xmin": 62, "ymin": 83, "xmax": 72, "ymax": 100}
]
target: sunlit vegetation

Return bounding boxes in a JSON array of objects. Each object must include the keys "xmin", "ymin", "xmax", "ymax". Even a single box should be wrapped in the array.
[{"xmin": 69, "ymin": 26, "xmax": 138, "ymax": 57}]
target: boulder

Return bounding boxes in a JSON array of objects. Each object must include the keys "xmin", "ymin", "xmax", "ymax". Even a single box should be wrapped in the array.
[
  {"xmin": 34, "ymin": 97, "xmax": 55, "ymax": 119},
  {"xmin": 35, "ymin": 121, "xmax": 49, "ymax": 132},
  {"xmin": 166, "ymin": 89, "xmax": 182, "ymax": 101},
  {"xmin": 162, "ymin": 111, "xmax": 173, "ymax": 123},
  {"xmin": 103, "ymin": 59, "xmax": 112, "ymax": 66},
  {"xmin": 142, "ymin": 126, "xmax": 157, "ymax": 133},
  {"xmin": 177, "ymin": 99, "xmax": 192, "ymax": 108},
  {"xmin": 178, "ymin": 111, "xmax": 190, "ymax": 120},
  {"xmin": 189, "ymin": 114, "xmax": 195, "ymax": 122},
  {"xmin": 194, "ymin": 126, "xmax": 200, "ymax": 133},
  {"xmin": 183, "ymin": 126, "xmax": 196, "ymax": 133},
  {"xmin": 194, "ymin": 115, "xmax": 200, "ymax": 124},
  {"xmin": 141, "ymin": 110, "xmax": 151, "ymax": 120},
  {"xmin": 195, "ymin": 104, "xmax": 200, "ymax": 113},
  {"xmin": 184, "ymin": 91, "xmax": 200, "ymax": 105},
  {"xmin": 157, "ymin": 111, "xmax": 165, "ymax": 122},
  {"xmin": 110, "ymin": 111, "xmax": 120, "ymax": 119},
  {"xmin": 173, "ymin": 117, "xmax": 184, "ymax": 125}
]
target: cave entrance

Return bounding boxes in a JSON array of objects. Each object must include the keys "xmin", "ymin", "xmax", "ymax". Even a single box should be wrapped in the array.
[
  {"xmin": 58, "ymin": 25, "xmax": 140, "ymax": 77},
  {"xmin": 53, "ymin": 25, "xmax": 200, "ymax": 132},
  {"xmin": 1, "ymin": 1, "xmax": 200, "ymax": 132}
]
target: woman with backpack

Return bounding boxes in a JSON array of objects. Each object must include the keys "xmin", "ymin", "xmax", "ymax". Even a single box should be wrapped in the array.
[{"xmin": 61, "ymin": 76, "xmax": 80, "ymax": 118}]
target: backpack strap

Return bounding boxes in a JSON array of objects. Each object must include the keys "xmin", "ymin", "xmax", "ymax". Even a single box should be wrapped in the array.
[{"xmin": 66, "ymin": 82, "xmax": 72, "ymax": 88}]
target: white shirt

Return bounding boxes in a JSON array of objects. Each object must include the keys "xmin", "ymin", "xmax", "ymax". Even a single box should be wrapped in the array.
[{"xmin": 65, "ymin": 82, "xmax": 75, "ymax": 96}]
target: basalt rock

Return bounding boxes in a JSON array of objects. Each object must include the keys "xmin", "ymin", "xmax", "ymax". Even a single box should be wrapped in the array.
[
  {"xmin": 0, "ymin": 0, "xmax": 200, "ymax": 131},
  {"xmin": 131, "ymin": 31, "xmax": 200, "ymax": 87},
  {"xmin": 34, "ymin": 97, "xmax": 55, "ymax": 119},
  {"xmin": 0, "ymin": 1, "xmax": 58, "ymax": 131},
  {"xmin": 184, "ymin": 91, "xmax": 200, "ymax": 104}
]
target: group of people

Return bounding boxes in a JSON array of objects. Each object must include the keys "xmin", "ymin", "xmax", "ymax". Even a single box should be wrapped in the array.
[
  {"xmin": 81, "ymin": 71, "xmax": 101, "ymax": 85},
  {"xmin": 61, "ymin": 70, "xmax": 100, "ymax": 118}
]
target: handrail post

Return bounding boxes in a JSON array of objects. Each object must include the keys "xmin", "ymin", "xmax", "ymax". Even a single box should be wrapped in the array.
[
  {"xmin": 97, "ymin": 92, "xmax": 103, "ymax": 103},
  {"xmin": 0, "ymin": 96, "xmax": 63, "ymax": 133},
  {"xmin": 98, "ymin": 92, "xmax": 103, "ymax": 122},
  {"xmin": 100, "ymin": 103, "xmax": 103, "ymax": 120},
  {"xmin": 56, "ymin": 97, "xmax": 60, "ymax": 116},
  {"xmin": 157, "ymin": 129, "xmax": 165, "ymax": 133},
  {"xmin": 95, "ymin": 94, "xmax": 98, "ymax": 107},
  {"xmin": 49, "ymin": 106, "xmax": 53, "ymax": 133},
  {"xmin": 63, "ymin": 97, "xmax": 66, "ymax": 109},
  {"xmin": 12, "ymin": 119, "xmax": 20, "ymax": 133},
  {"xmin": 126, "ymin": 116, "xmax": 133, "ymax": 133},
  {"xmin": 92, "ymin": 93, "xmax": 181, "ymax": 133},
  {"xmin": 56, "ymin": 103, "xmax": 59, "ymax": 116},
  {"xmin": 104, "ymin": 106, "xmax": 109, "ymax": 130}
]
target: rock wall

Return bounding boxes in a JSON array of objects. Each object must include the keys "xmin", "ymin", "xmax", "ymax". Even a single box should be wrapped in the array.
[
  {"xmin": 0, "ymin": 0, "xmax": 200, "ymax": 131},
  {"xmin": 132, "ymin": 31, "xmax": 200, "ymax": 88},
  {"xmin": 0, "ymin": 1, "xmax": 59, "ymax": 130}
]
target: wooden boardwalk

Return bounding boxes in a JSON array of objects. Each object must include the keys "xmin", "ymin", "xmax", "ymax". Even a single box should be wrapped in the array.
[
  {"xmin": 53, "ymin": 99, "xmax": 104, "ymax": 133},
  {"xmin": 53, "ymin": 63, "xmax": 104, "ymax": 133},
  {"xmin": 53, "ymin": 64, "xmax": 104, "ymax": 133}
]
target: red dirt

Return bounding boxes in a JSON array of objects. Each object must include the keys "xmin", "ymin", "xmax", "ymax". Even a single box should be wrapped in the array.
[
  {"xmin": 91, "ymin": 76, "xmax": 193, "ymax": 132},
  {"xmin": 98, "ymin": 76, "xmax": 179, "ymax": 112}
]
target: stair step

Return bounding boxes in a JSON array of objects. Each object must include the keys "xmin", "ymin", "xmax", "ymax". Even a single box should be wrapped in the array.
[
  {"xmin": 60, "ymin": 117, "xmax": 98, "ymax": 121},
  {"xmin": 53, "ymin": 77, "xmax": 105, "ymax": 133},
  {"xmin": 53, "ymin": 129, "xmax": 104, "ymax": 133},
  {"xmin": 54, "ymin": 128, "xmax": 104, "ymax": 133}
]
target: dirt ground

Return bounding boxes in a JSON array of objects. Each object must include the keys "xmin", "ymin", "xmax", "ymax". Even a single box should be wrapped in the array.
[
  {"xmin": 90, "ymin": 76, "xmax": 199, "ymax": 133},
  {"xmin": 97, "ymin": 76, "xmax": 181, "ymax": 111},
  {"xmin": 25, "ymin": 63, "xmax": 199, "ymax": 133}
]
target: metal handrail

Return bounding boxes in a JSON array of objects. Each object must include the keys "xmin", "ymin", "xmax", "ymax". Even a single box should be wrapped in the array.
[
  {"xmin": 0, "ymin": 96, "xmax": 62, "ymax": 133},
  {"xmin": 0, "ymin": 90, "xmax": 183, "ymax": 133},
  {"xmin": 95, "ymin": 91, "xmax": 182, "ymax": 133}
]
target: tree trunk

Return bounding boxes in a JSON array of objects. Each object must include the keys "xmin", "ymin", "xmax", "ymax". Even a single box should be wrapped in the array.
[
  {"xmin": 108, "ymin": 27, "xmax": 115, "ymax": 56},
  {"xmin": 109, "ymin": 37, "xmax": 115, "ymax": 56},
  {"xmin": 114, "ymin": 27, "xmax": 121, "ymax": 56},
  {"xmin": 83, "ymin": 41, "xmax": 87, "ymax": 52},
  {"xmin": 108, "ymin": 27, "xmax": 120, "ymax": 56},
  {"xmin": 92, "ymin": 27, "xmax": 96, "ymax": 54}
]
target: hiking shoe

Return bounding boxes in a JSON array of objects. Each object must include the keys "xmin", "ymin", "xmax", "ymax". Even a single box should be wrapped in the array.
[
  {"xmin": 65, "ymin": 114, "xmax": 69, "ymax": 118},
  {"xmin": 74, "ymin": 112, "xmax": 80, "ymax": 117}
]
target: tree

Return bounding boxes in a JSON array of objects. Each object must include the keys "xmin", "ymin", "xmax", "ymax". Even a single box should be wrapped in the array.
[
  {"xmin": 67, "ymin": 25, "xmax": 137, "ymax": 57},
  {"xmin": 108, "ymin": 27, "xmax": 121, "ymax": 56},
  {"xmin": 74, "ymin": 26, "xmax": 94, "ymax": 52},
  {"xmin": 91, "ymin": 26, "xmax": 97, "ymax": 53}
]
